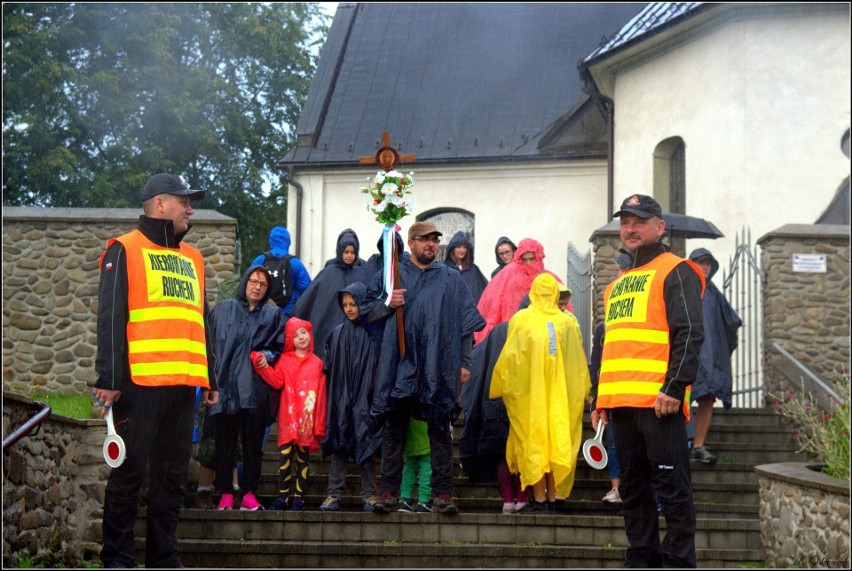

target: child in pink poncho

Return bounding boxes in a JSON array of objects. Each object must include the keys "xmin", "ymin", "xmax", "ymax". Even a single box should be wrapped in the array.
[{"xmin": 251, "ymin": 317, "xmax": 326, "ymax": 511}]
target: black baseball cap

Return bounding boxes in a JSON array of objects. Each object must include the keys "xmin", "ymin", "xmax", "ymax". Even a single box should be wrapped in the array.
[
  {"xmin": 613, "ymin": 194, "xmax": 662, "ymax": 219},
  {"xmin": 141, "ymin": 173, "xmax": 205, "ymax": 202}
]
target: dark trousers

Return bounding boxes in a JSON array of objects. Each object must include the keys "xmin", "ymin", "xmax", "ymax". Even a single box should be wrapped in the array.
[
  {"xmin": 212, "ymin": 409, "xmax": 266, "ymax": 494},
  {"xmin": 100, "ymin": 384, "xmax": 196, "ymax": 568},
  {"xmin": 379, "ymin": 405, "xmax": 454, "ymax": 496},
  {"xmin": 327, "ymin": 452, "xmax": 378, "ymax": 501},
  {"xmin": 611, "ymin": 407, "xmax": 697, "ymax": 568},
  {"xmin": 277, "ymin": 441, "xmax": 310, "ymax": 498}
]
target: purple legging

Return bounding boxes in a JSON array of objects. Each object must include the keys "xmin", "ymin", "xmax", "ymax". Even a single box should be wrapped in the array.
[{"xmin": 497, "ymin": 458, "xmax": 528, "ymax": 503}]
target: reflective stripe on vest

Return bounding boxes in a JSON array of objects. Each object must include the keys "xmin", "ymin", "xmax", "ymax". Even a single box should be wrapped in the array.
[
  {"xmin": 598, "ymin": 252, "xmax": 701, "ymax": 420},
  {"xmin": 104, "ymin": 229, "xmax": 210, "ymax": 388}
]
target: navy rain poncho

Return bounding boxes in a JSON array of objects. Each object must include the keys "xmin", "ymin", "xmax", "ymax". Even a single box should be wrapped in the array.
[
  {"xmin": 445, "ymin": 231, "xmax": 489, "ymax": 304},
  {"xmin": 291, "ymin": 228, "xmax": 369, "ymax": 361},
  {"xmin": 320, "ymin": 282, "xmax": 384, "ymax": 465},
  {"xmin": 362, "ymin": 231, "xmax": 407, "ymax": 286},
  {"xmin": 688, "ymin": 248, "xmax": 743, "ymax": 408},
  {"xmin": 207, "ymin": 264, "xmax": 284, "ymax": 422},
  {"xmin": 361, "ymin": 256, "xmax": 486, "ymax": 423},
  {"xmin": 459, "ymin": 296, "xmax": 530, "ymax": 483}
]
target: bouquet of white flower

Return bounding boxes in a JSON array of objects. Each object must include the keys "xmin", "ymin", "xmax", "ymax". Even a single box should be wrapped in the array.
[{"xmin": 361, "ymin": 170, "xmax": 415, "ymax": 225}]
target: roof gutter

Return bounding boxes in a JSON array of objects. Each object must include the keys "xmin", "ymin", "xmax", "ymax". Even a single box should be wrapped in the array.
[{"xmin": 285, "ymin": 165, "xmax": 304, "ymax": 259}]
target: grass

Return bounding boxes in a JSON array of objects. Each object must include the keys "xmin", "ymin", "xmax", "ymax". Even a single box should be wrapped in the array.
[
  {"xmin": 27, "ymin": 389, "xmax": 96, "ymax": 420},
  {"xmin": 17, "ymin": 553, "xmax": 102, "ymax": 568}
]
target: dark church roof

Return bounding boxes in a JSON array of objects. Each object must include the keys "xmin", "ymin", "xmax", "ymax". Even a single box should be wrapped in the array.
[
  {"xmin": 280, "ymin": 3, "xmax": 645, "ymax": 169},
  {"xmin": 584, "ymin": 2, "xmax": 706, "ymax": 64},
  {"xmin": 815, "ymin": 176, "xmax": 851, "ymax": 225}
]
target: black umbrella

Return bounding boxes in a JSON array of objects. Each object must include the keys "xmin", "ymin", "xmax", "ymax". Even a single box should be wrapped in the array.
[
  {"xmin": 660, "ymin": 212, "xmax": 724, "ymax": 239},
  {"xmin": 599, "ymin": 213, "xmax": 724, "ymax": 239}
]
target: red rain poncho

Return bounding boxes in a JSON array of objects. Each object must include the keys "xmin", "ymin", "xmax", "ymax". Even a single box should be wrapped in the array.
[{"xmin": 475, "ymin": 238, "xmax": 563, "ymax": 344}]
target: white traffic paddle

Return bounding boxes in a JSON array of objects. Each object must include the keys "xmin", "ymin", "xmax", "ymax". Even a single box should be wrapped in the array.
[
  {"xmin": 102, "ymin": 407, "xmax": 126, "ymax": 468},
  {"xmin": 582, "ymin": 420, "xmax": 608, "ymax": 470}
]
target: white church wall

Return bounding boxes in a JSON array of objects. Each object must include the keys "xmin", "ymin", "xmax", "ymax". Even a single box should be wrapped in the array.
[
  {"xmin": 609, "ymin": 7, "xmax": 850, "ymax": 268},
  {"xmin": 288, "ymin": 161, "xmax": 609, "ymax": 281}
]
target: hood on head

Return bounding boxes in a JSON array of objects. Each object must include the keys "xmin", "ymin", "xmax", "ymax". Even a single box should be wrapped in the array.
[
  {"xmin": 529, "ymin": 273, "xmax": 559, "ymax": 311},
  {"xmin": 284, "ymin": 316, "xmax": 314, "ymax": 354},
  {"xmin": 268, "ymin": 226, "xmax": 291, "ymax": 257},
  {"xmin": 338, "ymin": 281, "xmax": 368, "ymax": 312},
  {"xmin": 514, "ymin": 238, "xmax": 546, "ymax": 275},
  {"xmin": 446, "ymin": 231, "xmax": 475, "ymax": 265},
  {"xmin": 376, "ymin": 231, "xmax": 405, "ymax": 257},
  {"xmin": 337, "ymin": 282, "xmax": 367, "ymax": 319},
  {"xmin": 336, "ymin": 228, "xmax": 361, "ymax": 264},
  {"xmin": 237, "ymin": 264, "xmax": 273, "ymax": 306},
  {"xmin": 688, "ymin": 247, "xmax": 719, "ymax": 279},
  {"xmin": 494, "ymin": 236, "xmax": 517, "ymax": 266}
]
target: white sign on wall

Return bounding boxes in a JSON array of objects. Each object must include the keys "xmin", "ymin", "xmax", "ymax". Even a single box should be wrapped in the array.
[{"xmin": 792, "ymin": 254, "xmax": 827, "ymax": 273}]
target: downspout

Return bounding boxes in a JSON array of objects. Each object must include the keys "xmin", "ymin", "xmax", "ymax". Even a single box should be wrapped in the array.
[
  {"xmin": 579, "ymin": 65, "xmax": 615, "ymax": 221},
  {"xmin": 605, "ymin": 98, "xmax": 614, "ymax": 219},
  {"xmin": 285, "ymin": 165, "xmax": 304, "ymax": 259}
]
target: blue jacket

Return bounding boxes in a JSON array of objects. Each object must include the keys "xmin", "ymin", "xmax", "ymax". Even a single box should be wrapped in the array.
[{"xmin": 250, "ymin": 226, "xmax": 311, "ymax": 316}]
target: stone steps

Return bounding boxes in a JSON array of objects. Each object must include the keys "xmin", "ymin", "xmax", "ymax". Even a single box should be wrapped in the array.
[
  {"xmin": 136, "ymin": 510, "xmax": 763, "ymax": 568},
  {"xmin": 128, "ymin": 405, "xmax": 795, "ymax": 567}
]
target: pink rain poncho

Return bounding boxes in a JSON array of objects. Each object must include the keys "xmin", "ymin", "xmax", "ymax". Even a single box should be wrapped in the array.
[{"xmin": 474, "ymin": 238, "xmax": 563, "ymax": 344}]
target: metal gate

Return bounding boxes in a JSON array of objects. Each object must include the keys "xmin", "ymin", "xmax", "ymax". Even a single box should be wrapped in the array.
[
  {"xmin": 722, "ymin": 227, "xmax": 765, "ymax": 408},
  {"xmin": 566, "ymin": 243, "xmax": 593, "ymax": 357}
]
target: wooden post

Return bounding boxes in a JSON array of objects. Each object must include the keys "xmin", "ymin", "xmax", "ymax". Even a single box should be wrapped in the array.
[{"xmin": 359, "ymin": 130, "xmax": 416, "ymax": 357}]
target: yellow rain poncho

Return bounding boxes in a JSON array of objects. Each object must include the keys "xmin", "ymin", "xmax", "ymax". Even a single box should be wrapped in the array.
[{"xmin": 490, "ymin": 273, "xmax": 591, "ymax": 496}]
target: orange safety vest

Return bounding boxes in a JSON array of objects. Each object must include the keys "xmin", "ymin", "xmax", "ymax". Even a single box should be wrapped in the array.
[
  {"xmin": 100, "ymin": 229, "xmax": 210, "ymax": 389},
  {"xmin": 598, "ymin": 252, "xmax": 704, "ymax": 420}
]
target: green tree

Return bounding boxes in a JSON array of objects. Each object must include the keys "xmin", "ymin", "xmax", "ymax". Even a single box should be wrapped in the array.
[{"xmin": 2, "ymin": 3, "xmax": 328, "ymax": 271}]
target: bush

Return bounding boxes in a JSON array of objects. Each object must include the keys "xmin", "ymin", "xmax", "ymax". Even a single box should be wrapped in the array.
[{"xmin": 769, "ymin": 367, "xmax": 850, "ymax": 480}]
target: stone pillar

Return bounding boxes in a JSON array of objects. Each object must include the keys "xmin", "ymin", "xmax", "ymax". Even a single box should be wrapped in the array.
[
  {"xmin": 757, "ymin": 224, "xmax": 851, "ymax": 400},
  {"xmin": 589, "ymin": 225, "xmax": 624, "ymax": 328}
]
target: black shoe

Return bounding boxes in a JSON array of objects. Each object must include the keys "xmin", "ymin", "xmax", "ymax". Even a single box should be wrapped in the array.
[
  {"xmin": 188, "ymin": 489, "xmax": 215, "ymax": 510},
  {"xmin": 412, "ymin": 501, "xmax": 433, "ymax": 513},
  {"xmin": 691, "ymin": 445, "xmax": 717, "ymax": 465},
  {"xmin": 268, "ymin": 496, "xmax": 289, "ymax": 511},
  {"xmin": 373, "ymin": 491, "xmax": 399, "ymax": 514},
  {"xmin": 432, "ymin": 492, "xmax": 458, "ymax": 515},
  {"xmin": 517, "ymin": 500, "xmax": 546, "ymax": 514},
  {"xmin": 546, "ymin": 500, "xmax": 557, "ymax": 514}
]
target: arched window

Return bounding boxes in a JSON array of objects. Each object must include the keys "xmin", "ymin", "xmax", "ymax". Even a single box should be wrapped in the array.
[
  {"xmin": 418, "ymin": 208, "xmax": 475, "ymax": 261},
  {"xmin": 653, "ymin": 137, "xmax": 686, "ymax": 255}
]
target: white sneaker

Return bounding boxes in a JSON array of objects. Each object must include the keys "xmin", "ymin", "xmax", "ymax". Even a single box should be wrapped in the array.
[
  {"xmin": 502, "ymin": 502, "xmax": 515, "ymax": 514},
  {"xmin": 602, "ymin": 488, "xmax": 622, "ymax": 503}
]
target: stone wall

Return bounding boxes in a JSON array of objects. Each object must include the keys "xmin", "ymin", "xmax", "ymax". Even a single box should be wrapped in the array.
[
  {"xmin": 588, "ymin": 226, "xmax": 623, "ymax": 328},
  {"xmin": 757, "ymin": 224, "xmax": 851, "ymax": 400},
  {"xmin": 3, "ymin": 393, "xmax": 108, "ymax": 567},
  {"xmin": 756, "ymin": 462, "xmax": 851, "ymax": 568},
  {"xmin": 2, "ymin": 207, "xmax": 238, "ymax": 398}
]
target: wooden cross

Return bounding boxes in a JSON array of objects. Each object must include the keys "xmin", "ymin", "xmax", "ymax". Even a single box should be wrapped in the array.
[
  {"xmin": 359, "ymin": 130, "xmax": 415, "ymax": 357},
  {"xmin": 359, "ymin": 130, "xmax": 416, "ymax": 172}
]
